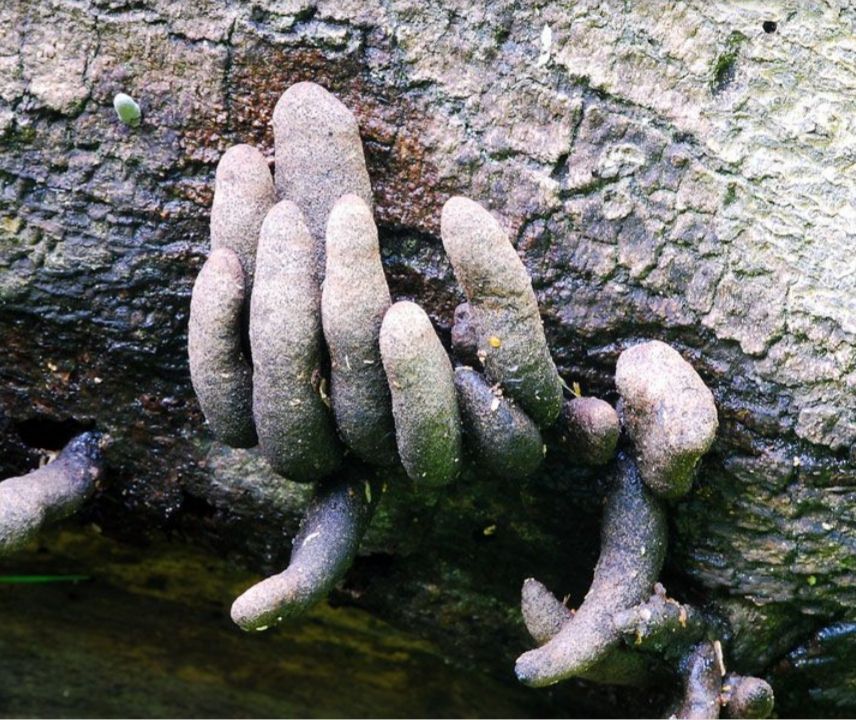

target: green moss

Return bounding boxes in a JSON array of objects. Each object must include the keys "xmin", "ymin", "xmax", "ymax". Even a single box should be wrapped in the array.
[{"xmin": 711, "ymin": 32, "xmax": 747, "ymax": 94}]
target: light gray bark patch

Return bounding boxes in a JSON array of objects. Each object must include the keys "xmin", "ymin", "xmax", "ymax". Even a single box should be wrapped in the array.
[
  {"xmin": 188, "ymin": 248, "xmax": 257, "ymax": 448},
  {"xmin": 251, "ymin": 200, "xmax": 342, "ymax": 481}
]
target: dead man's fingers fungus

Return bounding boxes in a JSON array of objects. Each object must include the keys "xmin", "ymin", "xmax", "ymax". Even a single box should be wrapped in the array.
[
  {"xmin": 231, "ymin": 472, "xmax": 378, "ymax": 631},
  {"xmin": 451, "ymin": 302, "xmax": 480, "ymax": 366},
  {"xmin": 273, "ymin": 82, "xmax": 373, "ymax": 278},
  {"xmin": 673, "ymin": 641, "xmax": 724, "ymax": 720},
  {"xmin": 615, "ymin": 340, "xmax": 718, "ymax": 499},
  {"xmin": 520, "ymin": 578, "xmax": 651, "ymax": 687},
  {"xmin": 514, "ymin": 454, "xmax": 667, "ymax": 687},
  {"xmin": 561, "ymin": 396, "xmax": 620, "ymax": 466},
  {"xmin": 454, "ymin": 367, "xmax": 543, "ymax": 480},
  {"xmin": 321, "ymin": 194, "xmax": 397, "ymax": 466},
  {"xmin": 210, "ymin": 143, "xmax": 275, "ymax": 302},
  {"xmin": 721, "ymin": 674, "xmax": 774, "ymax": 719},
  {"xmin": 0, "ymin": 432, "xmax": 104, "ymax": 555},
  {"xmin": 188, "ymin": 248, "xmax": 256, "ymax": 448},
  {"xmin": 379, "ymin": 301, "xmax": 462, "ymax": 487},
  {"xmin": 440, "ymin": 197, "xmax": 563, "ymax": 427},
  {"xmin": 250, "ymin": 200, "xmax": 342, "ymax": 481}
]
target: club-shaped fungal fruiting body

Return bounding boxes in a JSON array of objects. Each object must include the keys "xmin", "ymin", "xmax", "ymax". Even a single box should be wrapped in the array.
[
  {"xmin": 441, "ymin": 197, "xmax": 563, "ymax": 428},
  {"xmin": 231, "ymin": 471, "xmax": 378, "ymax": 631},
  {"xmin": 615, "ymin": 340, "xmax": 719, "ymax": 499},
  {"xmin": 188, "ymin": 248, "xmax": 256, "ymax": 448},
  {"xmin": 380, "ymin": 301, "xmax": 462, "ymax": 488},
  {"xmin": 0, "ymin": 432, "xmax": 104, "ymax": 555},
  {"xmin": 251, "ymin": 200, "xmax": 342, "ymax": 481},
  {"xmin": 561, "ymin": 395, "xmax": 620, "ymax": 466},
  {"xmin": 322, "ymin": 194, "xmax": 397, "ymax": 466},
  {"xmin": 514, "ymin": 340, "xmax": 774, "ymax": 718},
  {"xmin": 454, "ymin": 367, "xmax": 543, "ymax": 480},
  {"xmin": 515, "ymin": 452, "xmax": 667, "ymax": 687}
]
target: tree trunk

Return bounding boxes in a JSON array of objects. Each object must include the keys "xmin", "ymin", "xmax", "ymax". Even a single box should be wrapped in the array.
[{"xmin": 1, "ymin": 1, "xmax": 853, "ymax": 716}]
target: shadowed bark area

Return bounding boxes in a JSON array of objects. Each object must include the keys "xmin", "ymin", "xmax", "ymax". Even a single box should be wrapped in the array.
[{"xmin": 0, "ymin": 1, "xmax": 853, "ymax": 717}]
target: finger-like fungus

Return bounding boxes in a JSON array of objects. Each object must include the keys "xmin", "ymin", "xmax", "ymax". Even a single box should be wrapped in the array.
[
  {"xmin": 322, "ymin": 194, "xmax": 397, "ymax": 466},
  {"xmin": 561, "ymin": 396, "xmax": 620, "ymax": 466},
  {"xmin": 441, "ymin": 196, "xmax": 563, "ymax": 427},
  {"xmin": 188, "ymin": 248, "xmax": 256, "ymax": 447},
  {"xmin": 210, "ymin": 144, "xmax": 276, "ymax": 301},
  {"xmin": 251, "ymin": 200, "xmax": 342, "ymax": 481},
  {"xmin": 520, "ymin": 577, "xmax": 651, "ymax": 687},
  {"xmin": 673, "ymin": 642, "xmax": 724, "ymax": 720},
  {"xmin": 231, "ymin": 472, "xmax": 377, "ymax": 631},
  {"xmin": 454, "ymin": 367, "xmax": 543, "ymax": 479},
  {"xmin": 273, "ymin": 82, "xmax": 373, "ymax": 277},
  {"xmin": 0, "ymin": 432, "xmax": 104, "ymax": 555},
  {"xmin": 380, "ymin": 301, "xmax": 462, "ymax": 487},
  {"xmin": 451, "ymin": 302, "xmax": 480, "ymax": 366},
  {"xmin": 721, "ymin": 674, "xmax": 774, "ymax": 719},
  {"xmin": 615, "ymin": 340, "xmax": 718, "ymax": 499},
  {"xmin": 515, "ymin": 453, "xmax": 667, "ymax": 687}
]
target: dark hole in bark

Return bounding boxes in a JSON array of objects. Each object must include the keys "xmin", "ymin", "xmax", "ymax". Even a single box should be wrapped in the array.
[
  {"xmin": 14, "ymin": 415, "xmax": 95, "ymax": 450},
  {"xmin": 762, "ymin": 21, "xmax": 777, "ymax": 33}
]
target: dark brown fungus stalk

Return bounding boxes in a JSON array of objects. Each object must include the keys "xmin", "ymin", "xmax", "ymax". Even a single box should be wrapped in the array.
[
  {"xmin": 231, "ymin": 471, "xmax": 378, "ymax": 632},
  {"xmin": 561, "ymin": 396, "xmax": 620, "ymax": 466},
  {"xmin": 321, "ymin": 194, "xmax": 397, "ymax": 466},
  {"xmin": 520, "ymin": 578, "xmax": 652, "ymax": 687},
  {"xmin": 379, "ymin": 301, "xmax": 462, "ymax": 488},
  {"xmin": 615, "ymin": 340, "xmax": 718, "ymax": 499},
  {"xmin": 441, "ymin": 197, "xmax": 563, "ymax": 428},
  {"xmin": 188, "ymin": 248, "xmax": 256, "ymax": 448},
  {"xmin": 273, "ymin": 82, "xmax": 373, "ymax": 278},
  {"xmin": 250, "ymin": 200, "xmax": 342, "ymax": 481},
  {"xmin": 209, "ymin": 143, "xmax": 275, "ymax": 303},
  {"xmin": 515, "ymin": 453, "xmax": 667, "ymax": 687},
  {"xmin": 720, "ymin": 674, "xmax": 774, "ymax": 719},
  {"xmin": 454, "ymin": 367, "xmax": 544, "ymax": 480},
  {"xmin": 672, "ymin": 641, "xmax": 724, "ymax": 719},
  {"xmin": 0, "ymin": 432, "xmax": 104, "ymax": 555}
]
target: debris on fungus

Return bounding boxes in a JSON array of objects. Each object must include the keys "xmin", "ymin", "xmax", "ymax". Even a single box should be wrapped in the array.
[
  {"xmin": 322, "ymin": 194, "xmax": 397, "ymax": 466},
  {"xmin": 251, "ymin": 200, "xmax": 342, "ymax": 481},
  {"xmin": 210, "ymin": 143, "xmax": 276, "ymax": 302},
  {"xmin": 273, "ymin": 81, "xmax": 373, "ymax": 278},
  {"xmin": 440, "ymin": 196, "xmax": 563, "ymax": 427},
  {"xmin": 615, "ymin": 340, "xmax": 719, "ymax": 499},
  {"xmin": 514, "ymin": 453, "xmax": 667, "ymax": 687},
  {"xmin": 454, "ymin": 367, "xmax": 543, "ymax": 480},
  {"xmin": 188, "ymin": 247, "xmax": 256, "ymax": 448},
  {"xmin": 231, "ymin": 471, "xmax": 378, "ymax": 631},
  {"xmin": 561, "ymin": 396, "xmax": 620, "ymax": 466},
  {"xmin": 379, "ymin": 301, "xmax": 462, "ymax": 488},
  {"xmin": 0, "ymin": 432, "xmax": 104, "ymax": 555}
]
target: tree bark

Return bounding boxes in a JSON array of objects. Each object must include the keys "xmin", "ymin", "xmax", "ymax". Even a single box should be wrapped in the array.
[{"xmin": 0, "ymin": 1, "xmax": 853, "ymax": 716}]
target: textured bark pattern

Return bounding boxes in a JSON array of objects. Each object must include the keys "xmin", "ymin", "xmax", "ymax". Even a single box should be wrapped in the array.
[{"xmin": 0, "ymin": 1, "xmax": 853, "ymax": 716}]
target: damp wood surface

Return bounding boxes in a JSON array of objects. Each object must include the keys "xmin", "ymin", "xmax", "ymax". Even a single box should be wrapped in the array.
[{"xmin": 0, "ymin": 1, "xmax": 854, "ymax": 717}]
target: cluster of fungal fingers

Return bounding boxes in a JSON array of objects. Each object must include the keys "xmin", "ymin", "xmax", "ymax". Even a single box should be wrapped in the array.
[
  {"xmin": 189, "ymin": 82, "xmax": 563, "ymax": 632},
  {"xmin": 515, "ymin": 341, "xmax": 775, "ymax": 718},
  {"xmin": 0, "ymin": 432, "xmax": 105, "ymax": 556}
]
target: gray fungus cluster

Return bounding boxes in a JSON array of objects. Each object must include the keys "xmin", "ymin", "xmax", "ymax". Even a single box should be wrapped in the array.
[{"xmin": 175, "ymin": 81, "xmax": 774, "ymax": 717}]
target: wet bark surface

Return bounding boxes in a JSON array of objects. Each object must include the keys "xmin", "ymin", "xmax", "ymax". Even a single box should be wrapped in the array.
[{"xmin": 0, "ymin": 1, "xmax": 854, "ymax": 716}]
